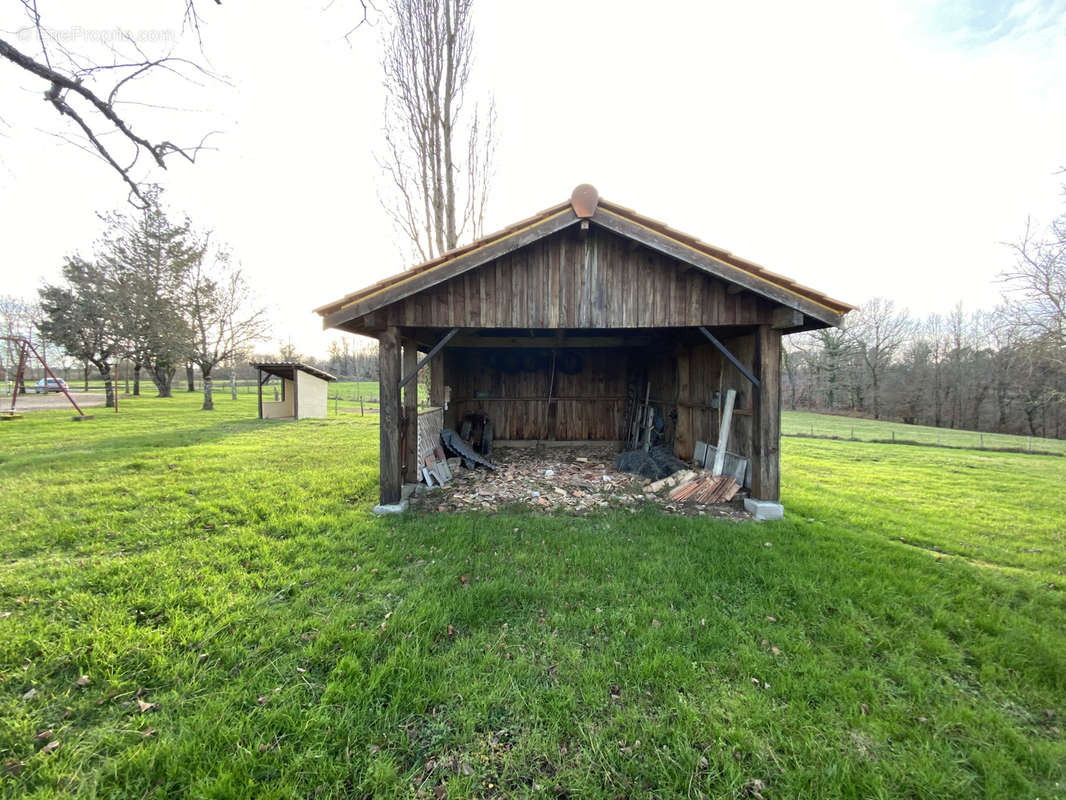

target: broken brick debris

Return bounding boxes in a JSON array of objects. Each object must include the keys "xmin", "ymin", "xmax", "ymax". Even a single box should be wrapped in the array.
[{"xmin": 408, "ymin": 445, "xmax": 750, "ymax": 519}]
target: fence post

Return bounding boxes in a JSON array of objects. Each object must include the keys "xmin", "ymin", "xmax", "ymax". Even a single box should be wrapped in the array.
[
  {"xmin": 360, "ymin": 396, "xmax": 364, "ymax": 416},
  {"xmin": 891, "ymin": 430, "xmax": 895, "ymax": 442},
  {"xmin": 850, "ymin": 426, "xmax": 854, "ymax": 440},
  {"xmin": 980, "ymin": 433, "xmax": 984, "ymax": 448}
]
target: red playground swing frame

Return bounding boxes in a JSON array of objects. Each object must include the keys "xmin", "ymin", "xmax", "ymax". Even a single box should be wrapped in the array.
[{"xmin": 2, "ymin": 336, "xmax": 88, "ymax": 418}]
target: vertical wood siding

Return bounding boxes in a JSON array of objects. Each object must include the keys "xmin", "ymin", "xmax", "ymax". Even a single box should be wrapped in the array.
[{"xmin": 375, "ymin": 228, "xmax": 776, "ymax": 330}]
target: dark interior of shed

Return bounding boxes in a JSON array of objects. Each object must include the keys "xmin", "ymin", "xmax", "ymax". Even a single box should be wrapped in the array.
[{"xmin": 423, "ymin": 326, "xmax": 761, "ymax": 465}]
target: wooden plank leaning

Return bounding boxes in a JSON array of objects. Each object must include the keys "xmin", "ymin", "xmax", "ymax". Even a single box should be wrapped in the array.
[{"xmin": 712, "ymin": 389, "xmax": 737, "ymax": 477}]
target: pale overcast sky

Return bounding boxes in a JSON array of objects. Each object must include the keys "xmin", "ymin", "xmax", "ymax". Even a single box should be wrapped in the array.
[{"xmin": 2, "ymin": 1, "xmax": 1064, "ymax": 357}]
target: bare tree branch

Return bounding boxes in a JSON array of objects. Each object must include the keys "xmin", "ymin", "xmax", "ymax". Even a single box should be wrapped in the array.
[
  {"xmin": 377, "ymin": 0, "xmax": 496, "ymax": 264},
  {"xmin": 0, "ymin": 3, "xmax": 225, "ymax": 206}
]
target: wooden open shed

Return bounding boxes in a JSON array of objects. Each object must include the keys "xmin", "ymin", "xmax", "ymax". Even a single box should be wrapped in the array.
[
  {"xmin": 315, "ymin": 185, "xmax": 854, "ymax": 508},
  {"xmin": 252, "ymin": 362, "xmax": 336, "ymax": 420}
]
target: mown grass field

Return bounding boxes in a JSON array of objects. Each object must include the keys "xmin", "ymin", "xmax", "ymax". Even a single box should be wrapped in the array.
[
  {"xmin": 782, "ymin": 409, "xmax": 1066, "ymax": 456},
  {"xmin": 1, "ymin": 395, "xmax": 1064, "ymax": 799}
]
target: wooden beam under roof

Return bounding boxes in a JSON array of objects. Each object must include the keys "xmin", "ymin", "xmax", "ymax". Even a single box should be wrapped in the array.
[{"xmin": 447, "ymin": 334, "xmax": 659, "ymax": 349}]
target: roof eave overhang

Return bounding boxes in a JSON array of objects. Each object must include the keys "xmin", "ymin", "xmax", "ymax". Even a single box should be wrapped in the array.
[
  {"xmin": 590, "ymin": 209, "xmax": 847, "ymax": 329},
  {"xmin": 320, "ymin": 208, "xmax": 580, "ymax": 330},
  {"xmin": 316, "ymin": 198, "xmax": 854, "ymax": 333}
]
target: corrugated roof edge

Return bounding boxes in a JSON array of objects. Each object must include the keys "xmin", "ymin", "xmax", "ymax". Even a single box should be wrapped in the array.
[{"xmin": 313, "ymin": 193, "xmax": 856, "ymax": 319}]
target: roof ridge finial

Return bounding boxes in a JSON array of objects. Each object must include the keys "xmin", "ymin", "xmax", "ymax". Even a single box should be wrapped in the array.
[{"xmin": 570, "ymin": 184, "xmax": 599, "ymax": 218}]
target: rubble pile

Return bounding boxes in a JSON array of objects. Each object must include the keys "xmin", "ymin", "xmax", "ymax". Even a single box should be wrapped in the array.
[{"xmin": 409, "ymin": 445, "xmax": 750, "ymax": 519}]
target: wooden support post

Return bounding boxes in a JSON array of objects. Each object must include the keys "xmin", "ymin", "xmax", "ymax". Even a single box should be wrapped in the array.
[
  {"xmin": 442, "ymin": 349, "xmax": 458, "ymax": 429},
  {"xmin": 292, "ymin": 369, "xmax": 299, "ymax": 420},
  {"xmin": 675, "ymin": 349, "xmax": 693, "ymax": 460},
  {"xmin": 402, "ymin": 339, "xmax": 419, "ymax": 484},
  {"xmin": 751, "ymin": 325, "xmax": 781, "ymax": 501},
  {"xmin": 430, "ymin": 349, "xmax": 444, "ymax": 407},
  {"xmin": 257, "ymin": 368, "xmax": 263, "ymax": 419},
  {"xmin": 378, "ymin": 327, "xmax": 402, "ymax": 504}
]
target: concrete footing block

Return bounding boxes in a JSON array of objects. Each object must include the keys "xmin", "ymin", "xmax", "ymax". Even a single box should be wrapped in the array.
[
  {"xmin": 744, "ymin": 498, "xmax": 784, "ymax": 521},
  {"xmin": 372, "ymin": 499, "xmax": 409, "ymax": 515}
]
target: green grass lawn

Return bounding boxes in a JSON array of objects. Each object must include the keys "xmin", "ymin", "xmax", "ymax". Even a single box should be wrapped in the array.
[
  {"xmin": 1, "ymin": 395, "xmax": 1064, "ymax": 799},
  {"xmin": 783, "ymin": 409, "xmax": 1066, "ymax": 455}
]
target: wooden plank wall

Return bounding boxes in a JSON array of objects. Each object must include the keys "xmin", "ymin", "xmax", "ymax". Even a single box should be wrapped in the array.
[
  {"xmin": 437, "ymin": 334, "xmax": 761, "ymax": 453},
  {"xmin": 446, "ymin": 348, "xmax": 629, "ymax": 440},
  {"xmin": 641, "ymin": 336, "xmax": 756, "ymax": 461},
  {"xmin": 362, "ymin": 228, "xmax": 776, "ymax": 330}
]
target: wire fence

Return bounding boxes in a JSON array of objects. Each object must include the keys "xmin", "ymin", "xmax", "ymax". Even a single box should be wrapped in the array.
[{"xmin": 780, "ymin": 412, "xmax": 1066, "ymax": 456}]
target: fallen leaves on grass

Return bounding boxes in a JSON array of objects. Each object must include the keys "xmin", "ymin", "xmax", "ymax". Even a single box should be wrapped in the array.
[
  {"xmin": 40, "ymin": 740, "xmax": 60, "ymax": 755},
  {"xmin": 137, "ymin": 699, "xmax": 157, "ymax": 713},
  {"xmin": 21, "ymin": 688, "xmax": 37, "ymax": 701},
  {"xmin": 75, "ymin": 675, "xmax": 91, "ymax": 687},
  {"xmin": 34, "ymin": 729, "xmax": 53, "ymax": 741},
  {"xmin": 4, "ymin": 759, "xmax": 24, "ymax": 775},
  {"xmin": 743, "ymin": 778, "xmax": 767, "ymax": 798}
]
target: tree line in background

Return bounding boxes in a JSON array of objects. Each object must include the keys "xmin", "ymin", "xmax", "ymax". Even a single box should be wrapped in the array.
[
  {"xmin": 785, "ymin": 193, "xmax": 1066, "ymax": 439},
  {"xmin": 0, "ymin": 187, "xmax": 270, "ymax": 411}
]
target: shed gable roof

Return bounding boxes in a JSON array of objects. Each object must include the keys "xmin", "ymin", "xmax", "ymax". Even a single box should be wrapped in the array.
[{"xmin": 315, "ymin": 185, "xmax": 855, "ymax": 330}]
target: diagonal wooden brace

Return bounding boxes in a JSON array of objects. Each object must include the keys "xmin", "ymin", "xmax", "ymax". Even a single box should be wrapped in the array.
[
  {"xmin": 399, "ymin": 327, "xmax": 459, "ymax": 389},
  {"xmin": 698, "ymin": 326, "xmax": 761, "ymax": 391}
]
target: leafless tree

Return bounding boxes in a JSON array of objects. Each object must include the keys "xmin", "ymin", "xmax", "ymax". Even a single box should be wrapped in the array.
[
  {"xmin": 1002, "ymin": 209, "xmax": 1066, "ymax": 363},
  {"xmin": 186, "ymin": 247, "xmax": 270, "ymax": 411},
  {"xmin": 378, "ymin": 0, "xmax": 496, "ymax": 263},
  {"xmin": 0, "ymin": 1, "xmax": 224, "ymax": 206},
  {"xmin": 847, "ymin": 297, "xmax": 914, "ymax": 420}
]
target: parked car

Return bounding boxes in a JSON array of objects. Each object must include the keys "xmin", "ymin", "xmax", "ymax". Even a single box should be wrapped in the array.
[{"xmin": 33, "ymin": 378, "xmax": 68, "ymax": 394}]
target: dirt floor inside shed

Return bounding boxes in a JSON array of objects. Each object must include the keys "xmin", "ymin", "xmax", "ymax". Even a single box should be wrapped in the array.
[{"xmin": 409, "ymin": 444, "xmax": 753, "ymax": 519}]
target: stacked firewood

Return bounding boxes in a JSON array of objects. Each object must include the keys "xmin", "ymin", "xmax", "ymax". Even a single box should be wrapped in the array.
[{"xmin": 668, "ymin": 474, "xmax": 740, "ymax": 505}]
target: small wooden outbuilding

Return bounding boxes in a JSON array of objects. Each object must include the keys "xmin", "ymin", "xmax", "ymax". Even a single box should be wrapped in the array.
[
  {"xmin": 252, "ymin": 362, "xmax": 336, "ymax": 420},
  {"xmin": 314, "ymin": 185, "xmax": 853, "ymax": 507}
]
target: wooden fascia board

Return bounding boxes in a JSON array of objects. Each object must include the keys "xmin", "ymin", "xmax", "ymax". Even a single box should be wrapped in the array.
[
  {"xmin": 322, "ymin": 209, "xmax": 580, "ymax": 330},
  {"xmin": 449, "ymin": 335, "xmax": 658, "ymax": 349},
  {"xmin": 591, "ymin": 210, "xmax": 846, "ymax": 328}
]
